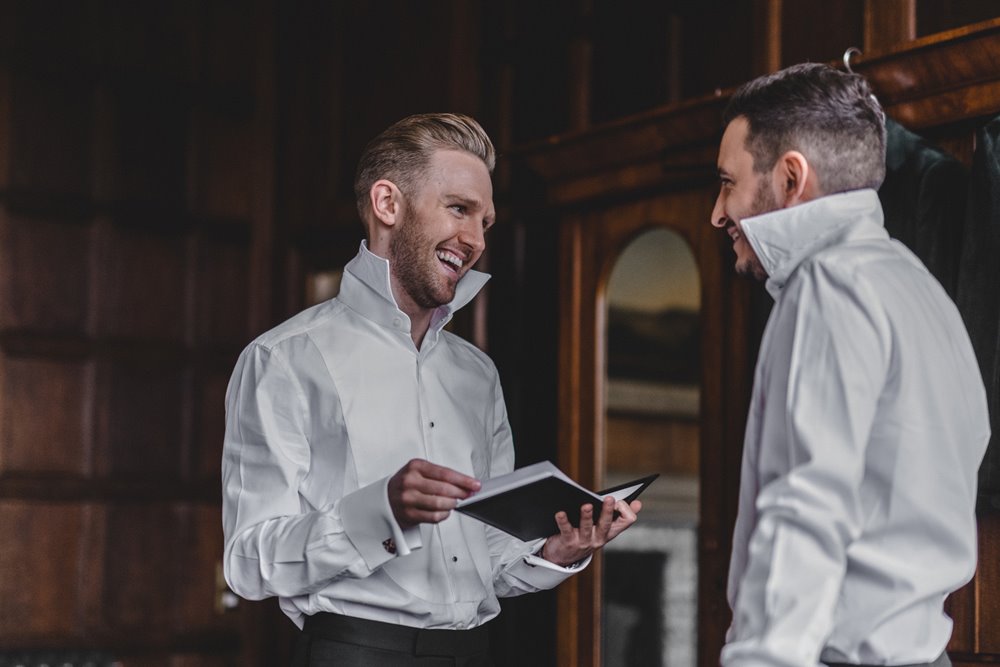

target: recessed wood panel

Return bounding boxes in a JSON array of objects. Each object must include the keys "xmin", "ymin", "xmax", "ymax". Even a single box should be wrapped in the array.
[
  {"xmin": 781, "ymin": 0, "xmax": 864, "ymax": 68},
  {"xmin": 977, "ymin": 512, "xmax": 1000, "ymax": 652},
  {"xmin": 195, "ymin": 238, "xmax": 250, "ymax": 346},
  {"xmin": 194, "ymin": 114, "xmax": 253, "ymax": 220},
  {"xmin": 203, "ymin": 1, "xmax": 256, "ymax": 89},
  {"xmin": 0, "ymin": 354, "xmax": 92, "ymax": 474},
  {"xmin": 0, "ymin": 213, "xmax": 91, "ymax": 332},
  {"xmin": 606, "ymin": 415, "xmax": 699, "ymax": 476},
  {"xmin": 99, "ymin": 504, "xmax": 178, "ymax": 635},
  {"xmin": 97, "ymin": 227, "xmax": 187, "ymax": 341},
  {"xmin": 9, "ymin": 1, "xmax": 98, "ymax": 69},
  {"xmin": 105, "ymin": 93, "xmax": 189, "ymax": 206},
  {"xmin": 194, "ymin": 368, "xmax": 230, "ymax": 482},
  {"xmin": 97, "ymin": 359, "xmax": 186, "ymax": 477},
  {"xmin": 9, "ymin": 73, "xmax": 93, "ymax": 196},
  {"xmin": 0, "ymin": 501, "xmax": 85, "ymax": 638},
  {"xmin": 99, "ymin": 1, "xmax": 197, "ymax": 82},
  {"xmin": 173, "ymin": 505, "xmax": 231, "ymax": 632}
]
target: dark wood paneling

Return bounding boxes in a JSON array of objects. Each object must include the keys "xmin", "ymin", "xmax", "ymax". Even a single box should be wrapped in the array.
[
  {"xmin": 781, "ymin": 0, "xmax": 864, "ymax": 68},
  {"xmin": 0, "ymin": 501, "xmax": 86, "ymax": 639},
  {"xmin": 9, "ymin": 73, "xmax": 94, "ymax": 197},
  {"xmin": 193, "ymin": 369, "xmax": 230, "ymax": 482},
  {"xmin": 192, "ymin": 113, "xmax": 254, "ymax": 221},
  {"xmin": 97, "ymin": 227, "xmax": 187, "ymax": 341},
  {"xmin": 96, "ymin": 358, "xmax": 186, "ymax": 478},
  {"xmin": 0, "ymin": 213, "xmax": 92, "ymax": 332},
  {"xmin": 978, "ymin": 512, "xmax": 1000, "ymax": 653},
  {"xmin": 0, "ymin": 354, "xmax": 92, "ymax": 474},
  {"xmin": 194, "ymin": 238, "xmax": 251, "ymax": 346},
  {"xmin": 98, "ymin": 504, "xmax": 178, "ymax": 636}
]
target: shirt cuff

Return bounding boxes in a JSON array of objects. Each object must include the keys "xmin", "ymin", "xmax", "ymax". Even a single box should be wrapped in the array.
[
  {"xmin": 340, "ymin": 476, "xmax": 422, "ymax": 571},
  {"xmin": 504, "ymin": 539, "xmax": 592, "ymax": 588}
]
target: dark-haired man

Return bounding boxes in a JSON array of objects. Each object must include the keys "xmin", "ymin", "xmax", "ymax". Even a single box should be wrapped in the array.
[{"xmin": 713, "ymin": 63, "xmax": 989, "ymax": 667}]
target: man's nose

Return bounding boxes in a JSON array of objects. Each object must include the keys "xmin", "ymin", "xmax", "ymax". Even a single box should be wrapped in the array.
[
  {"xmin": 459, "ymin": 222, "xmax": 486, "ymax": 252},
  {"xmin": 710, "ymin": 197, "xmax": 728, "ymax": 228}
]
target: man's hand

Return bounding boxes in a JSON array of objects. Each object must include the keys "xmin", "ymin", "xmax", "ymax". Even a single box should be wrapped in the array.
[
  {"xmin": 540, "ymin": 497, "xmax": 641, "ymax": 567},
  {"xmin": 387, "ymin": 459, "xmax": 481, "ymax": 529}
]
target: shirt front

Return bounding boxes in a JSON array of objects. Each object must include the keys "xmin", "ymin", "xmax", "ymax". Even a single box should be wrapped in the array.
[
  {"xmin": 723, "ymin": 190, "xmax": 990, "ymax": 667},
  {"xmin": 222, "ymin": 242, "xmax": 578, "ymax": 630}
]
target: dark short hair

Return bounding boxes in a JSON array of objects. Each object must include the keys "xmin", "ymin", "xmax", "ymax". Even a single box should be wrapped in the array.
[
  {"xmin": 354, "ymin": 113, "xmax": 496, "ymax": 220},
  {"xmin": 723, "ymin": 62, "xmax": 886, "ymax": 194}
]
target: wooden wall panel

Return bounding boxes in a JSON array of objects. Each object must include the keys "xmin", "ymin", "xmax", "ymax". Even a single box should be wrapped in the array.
[
  {"xmin": 193, "ymin": 115, "xmax": 254, "ymax": 220},
  {"xmin": 194, "ymin": 369, "xmax": 229, "ymax": 482},
  {"xmin": 104, "ymin": 93, "xmax": 190, "ymax": 206},
  {"xmin": 194, "ymin": 239, "xmax": 250, "ymax": 346},
  {"xmin": 0, "ymin": 213, "xmax": 91, "ymax": 332},
  {"xmin": 0, "ymin": 0, "xmax": 276, "ymax": 663},
  {"xmin": 97, "ymin": 227, "xmax": 187, "ymax": 341},
  {"xmin": 173, "ymin": 505, "xmax": 232, "ymax": 633},
  {"xmin": 98, "ymin": 504, "xmax": 178, "ymax": 637},
  {"xmin": 0, "ymin": 501, "xmax": 86, "ymax": 638},
  {"xmin": 9, "ymin": 74, "xmax": 93, "ymax": 197},
  {"xmin": 0, "ymin": 354, "xmax": 92, "ymax": 474},
  {"xmin": 97, "ymin": 359, "xmax": 186, "ymax": 478},
  {"xmin": 977, "ymin": 512, "xmax": 1000, "ymax": 653},
  {"xmin": 99, "ymin": 2, "xmax": 197, "ymax": 80},
  {"xmin": 606, "ymin": 416, "xmax": 698, "ymax": 476}
]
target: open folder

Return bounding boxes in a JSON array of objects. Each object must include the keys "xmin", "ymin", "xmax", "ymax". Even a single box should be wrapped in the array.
[{"xmin": 455, "ymin": 460, "xmax": 658, "ymax": 541}]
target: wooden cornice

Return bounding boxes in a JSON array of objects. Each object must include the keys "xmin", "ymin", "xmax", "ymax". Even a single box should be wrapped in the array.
[
  {"xmin": 514, "ymin": 17, "xmax": 1000, "ymax": 208},
  {"xmin": 852, "ymin": 17, "xmax": 1000, "ymax": 129}
]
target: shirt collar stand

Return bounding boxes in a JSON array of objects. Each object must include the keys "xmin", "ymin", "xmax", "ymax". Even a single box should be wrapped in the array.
[
  {"xmin": 740, "ymin": 188, "xmax": 888, "ymax": 299},
  {"xmin": 338, "ymin": 241, "xmax": 491, "ymax": 336}
]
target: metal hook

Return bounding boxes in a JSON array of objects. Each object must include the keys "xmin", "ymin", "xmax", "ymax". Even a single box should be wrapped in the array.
[{"xmin": 843, "ymin": 47, "xmax": 862, "ymax": 73}]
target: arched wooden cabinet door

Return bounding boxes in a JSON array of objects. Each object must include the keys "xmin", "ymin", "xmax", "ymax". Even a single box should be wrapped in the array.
[{"xmin": 551, "ymin": 189, "xmax": 755, "ymax": 667}]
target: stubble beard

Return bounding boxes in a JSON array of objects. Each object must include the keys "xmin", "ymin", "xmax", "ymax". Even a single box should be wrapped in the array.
[
  {"xmin": 735, "ymin": 178, "xmax": 778, "ymax": 282},
  {"xmin": 389, "ymin": 207, "xmax": 457, "ymax": 310}
]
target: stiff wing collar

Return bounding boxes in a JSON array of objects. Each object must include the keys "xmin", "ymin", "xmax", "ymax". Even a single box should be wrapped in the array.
[
  {"xmin": 740, "ymin": 189, "xmax": 889, "ymax": 298},
  {"xmin": 337, "ymin": 241, "xmax": 491, "ymax": 334}
]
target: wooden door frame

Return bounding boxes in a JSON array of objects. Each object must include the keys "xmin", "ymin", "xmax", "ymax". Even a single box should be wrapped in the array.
[{"xmin": 553, "ymin": 191, "xmax": 754, "ymax": 667}]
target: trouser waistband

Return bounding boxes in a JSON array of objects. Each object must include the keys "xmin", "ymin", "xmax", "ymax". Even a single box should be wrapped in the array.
[
  {"xmin": 824, "ymin": 653, "xmax": 951, "ymax": 667},
  {"xmin": 302, "ymin": 612, "xmax": 491, "ymax": 657}
]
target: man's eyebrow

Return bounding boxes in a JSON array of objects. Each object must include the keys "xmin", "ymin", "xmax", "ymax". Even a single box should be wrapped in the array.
[{"xmin": 443, "ymin": 193, "xmax": 481, "ymax": 206}]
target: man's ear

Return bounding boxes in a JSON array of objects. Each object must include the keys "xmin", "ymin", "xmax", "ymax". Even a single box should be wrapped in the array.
[
  {"xmin": 370, "ymin": 179, "xmax": 403, "ymax": 226},
  {"xmin": 774, "ymin": 150, "xmax": 814, "ymax": 206}
]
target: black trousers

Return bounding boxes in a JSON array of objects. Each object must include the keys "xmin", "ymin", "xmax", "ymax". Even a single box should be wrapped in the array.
[
  {"xmin": 291, "ymin": 612, "xmax": 495, "ymax": 667},
  {"xmin": 824, "ymin": 653, "xmax": 952, "ymax": 667}
]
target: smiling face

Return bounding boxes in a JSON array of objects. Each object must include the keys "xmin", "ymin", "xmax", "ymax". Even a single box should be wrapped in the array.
[
  {"xmin": 711, "ymin": 116, "xmax": 780, "ymax": 282},
  {"xmin": 387, "ymin": 149, "xmax": 495, "ymax": 316}
]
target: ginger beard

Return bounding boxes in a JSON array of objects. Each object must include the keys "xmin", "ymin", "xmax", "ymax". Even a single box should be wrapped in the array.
[{"xmin": 389, "ymin": 204, "xmax": 462, "ymax": 310}]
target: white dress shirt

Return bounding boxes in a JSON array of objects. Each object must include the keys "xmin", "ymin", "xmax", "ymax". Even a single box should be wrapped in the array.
[
  {"xmin": 222, "ymin": 242, "xmax": 581, "ymax": 630},
  {"xmin": 723, "ymin": 190, "xmax": 990, "ymax": 667}
]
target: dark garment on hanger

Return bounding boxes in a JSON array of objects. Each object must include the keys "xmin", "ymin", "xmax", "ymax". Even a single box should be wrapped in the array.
[
  {"xmin": 878, "ymin": 117, "xmax": 969, "ymax": 297},
  {"xmin": 957, "ymin": 114, "xmax": 1000, "ymax": 508}
]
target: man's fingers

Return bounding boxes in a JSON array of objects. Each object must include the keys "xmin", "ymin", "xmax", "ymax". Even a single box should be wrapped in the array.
[
  {"xmin": 402, "ymin": 459, "xmax": 481, "ymax": 496},
  {"xmin": 613, "ymin": 498, "xmax": 638, "ymax": 522},
  {"xmin": 578, "ymin": 503, "xmax": 595, "ymax": 534},
  {"xmin": 554, "ymin": 511, "xmax": 574, "ymax": 537}
]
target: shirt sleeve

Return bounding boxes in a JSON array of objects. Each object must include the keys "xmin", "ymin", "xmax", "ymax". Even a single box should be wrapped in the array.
[
  {"xmin": 722, "ymin": 262, "xmax": 890, "ymax": 667},
  {"xmin": 480, "ymin": 373, "xmax": 590, "ymax": 596},
  {"xmin": 221, "ymin": 342, "xmax": 420, "ymax": 601}
]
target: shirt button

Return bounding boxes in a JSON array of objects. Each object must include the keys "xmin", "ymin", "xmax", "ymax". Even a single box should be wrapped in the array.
[
  {"xmin": 392, "ymin": 318, "xmax": 401, "ymax": 327},
  {"xmin": 452, "ymin": 556, "xmax": 458, "ymax": 562},
  {"xmin": 429, "ymin": 421, "xmax": 435, "ymax": 428}
]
